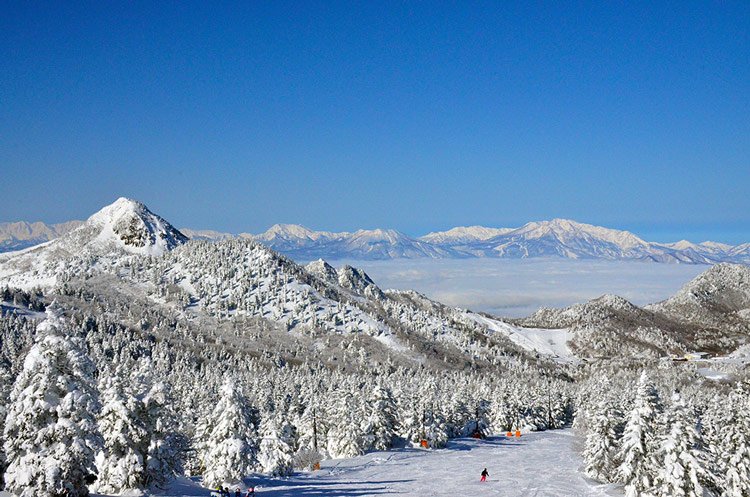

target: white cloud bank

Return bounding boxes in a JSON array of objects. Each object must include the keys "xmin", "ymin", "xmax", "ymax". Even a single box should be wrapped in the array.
[{"xmin": 325, "ymin": 258, "xmax": 707, "ymax": 318}]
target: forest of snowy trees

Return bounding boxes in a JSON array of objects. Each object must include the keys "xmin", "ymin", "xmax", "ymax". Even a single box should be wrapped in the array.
[
  {"xmin": 577, "ymin": 365, "xmax": 750, "ymax": 496},
  {"xmin": 0, "ymin": 298, "xmax": 575, "ymax": 497}
]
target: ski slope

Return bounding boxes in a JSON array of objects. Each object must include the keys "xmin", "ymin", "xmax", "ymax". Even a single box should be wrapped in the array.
[
  {"xmin": 151, "ymin": 430, "xmax": 621, "ymax": 497},
  {"xmin": 467, "ymin": 313, "xmax": 574, "ymax": 362}
]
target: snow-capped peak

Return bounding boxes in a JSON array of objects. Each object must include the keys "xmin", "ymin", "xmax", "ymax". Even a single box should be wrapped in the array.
[
  {"xmin": 420, "ymin": 226, "xmax": 514, "ymax": 244},
  {"xmin": 511, "ymin": 219, "xmax": 649, "ymax": 250},
  {"xmin": 85, "ymin": 197, "xmax": 187, "ymax": 255},
  {"xmin": 256, "ymin": 224, "xmax": 348, "ymax": 243}
]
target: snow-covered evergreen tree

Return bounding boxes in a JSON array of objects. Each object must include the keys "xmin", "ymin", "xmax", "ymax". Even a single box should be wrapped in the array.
[
  {"xmin": 722, "ymin": 384, "xmax": 750, "ymax": 497},
  {"xmin": 583, "ymin": 396, "xmax": 623, "ymax": 483},
  {"xmin": 93, "ymin": 375, "xmax": 149, "ymax": 494},
  {"xmin": 3, "ymin": 308, "xmax": 101, "ymax": 497},
  {"xmin": 142, "ymin": 381, "xmax": 185, "ymax": 488},
  {"xmin": 618, "ymin": 371, "xmax": 663, "ymax": 497},
  {"xmin": 197, "ymin": 378, "xmax": 259, "ymax": 488},
  {"xmin": 327, "ymin": 391, "xmax": 366, "ymax": 458},
  {"xmin": 257, "ymin": 412, "xmax": 295, "ymax": 476},
  {"xmin": 366, "ymin": 384, "xmax": 398, "ymax": 451},
  {"xmin": 653, "ymin": 394, "xmax": 718, "ymax": 497}
]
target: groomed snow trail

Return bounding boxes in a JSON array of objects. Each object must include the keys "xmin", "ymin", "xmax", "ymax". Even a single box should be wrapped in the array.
[{"xmin": 156, "ymin": 429, "xmax": 620, "ymax": 497}]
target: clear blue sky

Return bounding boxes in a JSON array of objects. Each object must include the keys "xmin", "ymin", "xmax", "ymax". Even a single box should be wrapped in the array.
[{"xmin": 1, "ymin": 1, "xmax": 748, "ymax": 243}]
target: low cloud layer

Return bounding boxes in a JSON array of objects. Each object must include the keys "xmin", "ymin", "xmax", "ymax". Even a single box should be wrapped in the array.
[{"xmin": 325, "ymin": 258, "xmax": 707, "ymax": 318}]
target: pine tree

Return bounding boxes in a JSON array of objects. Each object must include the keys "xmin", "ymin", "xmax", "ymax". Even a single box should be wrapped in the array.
[
  {"xmin": 583, "ymin": 396, "xmax": 623, "ymax": 483},
  {"xmin": 723, "ymin": 385, "xmax": 750, "ymax": 497},
  {"xmin": 257, "ymin": 412, "xmax": 295, "ymax": 476},
  {"xmin": 366, "ymin": 384, "xmax": 397, "ymax": 451},
  {"xmin": 618, "ymin": 371, "xmax": 663, "ymax": 497},
  {"xmin": 3, "ymin": 309, "xmax": 102, "ymax": 497},
  {"xmin": 93, "ymin": 376, "xmax": 149, "ymax": 494},
  {"xmin": 327, "ymin": 391, "xmax": 365, "ymax": 458},
  {"xmin": 197, "ymin": 378, "xmax": 260, "ymax": 488},
  {"xmin": 143, "ymin": 381, "xmax": 185, "ymax": 488},
  {"xmin": 653, "ymin": 394, "xmax": 718, "ymax": 497}
]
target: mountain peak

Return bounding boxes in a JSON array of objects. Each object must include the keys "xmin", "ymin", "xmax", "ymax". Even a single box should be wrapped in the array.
[
  {"xmin": 420, "ymin": 226, "xmax": 513, "ymax": 244},
  {"xmin": 86, "ymin": 197, "xmax": 187, "ymax": 255}
]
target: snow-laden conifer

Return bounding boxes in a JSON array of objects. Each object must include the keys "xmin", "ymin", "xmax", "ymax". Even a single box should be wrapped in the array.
[
  {"xmin": 327, "ymin": 391, "xmax": 366, "ymax": 458},
  {"xmin": 366, "ymin": 384, "xmax": 398, "ymax": 451},
  {"xmin": 583, "ymin": 396, "xmax": 623, "ymax": 483},
  {"xmin": 93, "ymin": 375, "xmax": 149, "ymax": 494},
  {"xmin": 197, "ymin": 378, "xmax": 259, "ymax": 488},
  {"xmin": 617, "ymin": 371, "xmax": 663, "ymax": 497},
  {"xmin": 722, "ymin": 384, "xmax": 750, "ymax": 497},
  {"xmin": 143, "ymin": 381, "xmax": 185, "ymax": 488},
  {"xmin": 257, "ymin": 412, "xmax": 295, "ymax": 476},
  {"xmin": 3, "ymin": 307, "xmax": 101, "ymax": 497},
  {"xmin": 653, "ymin": 394, "xmax": 718, "ymax": 497}
]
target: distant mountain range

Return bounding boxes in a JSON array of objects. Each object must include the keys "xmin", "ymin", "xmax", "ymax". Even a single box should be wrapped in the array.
[
  {"xmin": 0, "ymin": 220, "xmax": 84, "ymax": 252},
  {"xmin": 2, "ymin": 197, "xmax": 750, "ymax": 362},
  {"xmin": 173, "ymin": 220, "xmax": 750, "ymax": 264},
  {"xmin": 2, "ymin": 213, "xmax": 748, "ymax": 264}
]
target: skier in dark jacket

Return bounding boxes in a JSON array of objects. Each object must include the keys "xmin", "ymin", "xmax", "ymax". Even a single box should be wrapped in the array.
[{"xmin": 480, "ymin": 468, "xmax": 489, "ymax": 482}]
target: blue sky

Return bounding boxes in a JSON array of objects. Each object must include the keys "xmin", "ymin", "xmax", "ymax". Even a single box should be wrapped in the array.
[{"xmin": 1, "ymin": 1, "xmax": 748, "ymax": 243}]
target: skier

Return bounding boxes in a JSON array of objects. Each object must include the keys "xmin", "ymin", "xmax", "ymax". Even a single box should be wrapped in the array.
[
  {"xmin": 245, "ymin": 487, "xmax": 255, "ymax": 497},
  {"xmin": 235, "ymin": 488, "xmax": 241, "ymax": 497},
  {"xmin": 480, "ymin": 468, "xmax": 489, "ymax": 482}
]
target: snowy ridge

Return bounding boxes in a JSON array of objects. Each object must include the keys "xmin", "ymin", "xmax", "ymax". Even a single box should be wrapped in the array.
[
  {"xmin": 247, "ymin": 218, "xmax": 747, "ymax": 263},
  {"xmin": 647, "ymin": 263, "xmax": 750, "ymax": 330},
  {"xmin": 420, "ymin": 226, "xmax": 514, "ymax": 244}
]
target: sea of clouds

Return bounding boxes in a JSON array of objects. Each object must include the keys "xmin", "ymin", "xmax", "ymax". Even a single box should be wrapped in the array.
[{"xmin": 319, "ymin": 258, "xmax": 707, "ymax": 318}]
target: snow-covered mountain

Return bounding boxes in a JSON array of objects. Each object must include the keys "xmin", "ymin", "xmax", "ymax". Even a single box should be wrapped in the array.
[
  {"xmin": 0, "ymin": 197, "xmax": 188, "ymax": 288},
  {"xmin": 517, "ymin": 263, "xmax": 750, "ymax": 358},
  {"xmin": 0, "ymin": 220, "xmax": 83, "ymax": 252},
  {"xmin": 252, "ymin": 225, "xmax": 455, "ymax": 260},
  {"xmin": 420, "ymin": 226, "xmax": 514, "ymax": 245},
  {"xmin": 249, "ymin": 219, "xmax": 747, "ymax": 263},
  {"xmin": 459, "ymin": 219, "xmax": 718, "ymax": 263}
]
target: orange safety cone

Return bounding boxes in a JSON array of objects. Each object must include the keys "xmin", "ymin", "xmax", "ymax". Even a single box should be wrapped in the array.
[
  {"xmin": 420, "ymin": 439, "xmax": 429, "ymax": 448},
  {"xmin": 515, "ymin": 430, "xmax": 521, "ymax": 438},
  {"xmin": 313, "ymin": 462, "xmax": 321, "ymax": 471},
  {"xmin": 506, "ymin": 431, "xmax": 513, "ymax": 437}
]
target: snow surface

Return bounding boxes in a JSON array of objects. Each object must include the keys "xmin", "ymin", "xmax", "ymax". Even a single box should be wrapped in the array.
[
  {"xmin": 467, "ymin": 313, "xmax": 573, "ymax": 362},
  {"xmin": 101, "ymin": 430, "xmax": 619, "ymax": 497}
]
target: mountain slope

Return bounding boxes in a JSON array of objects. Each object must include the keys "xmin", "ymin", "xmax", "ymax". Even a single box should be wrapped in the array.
[{"xmin": 647, "ymin": 263, "xmax": 750, "ymax": 331}]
